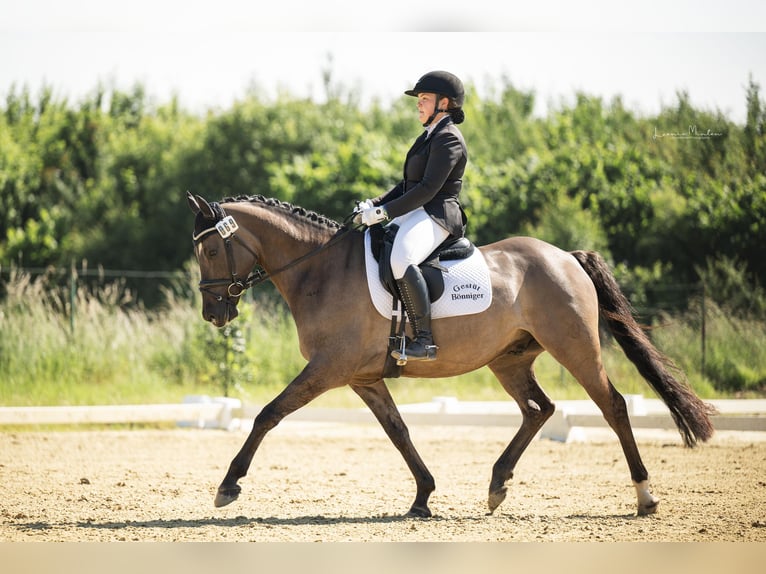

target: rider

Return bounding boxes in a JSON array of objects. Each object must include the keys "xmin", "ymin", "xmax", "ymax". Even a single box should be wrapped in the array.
[{"xmin": 357, "ymin": 70, "xmax": 468, "ymax": 362}]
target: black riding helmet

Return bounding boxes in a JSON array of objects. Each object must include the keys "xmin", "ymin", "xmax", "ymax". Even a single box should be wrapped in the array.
[{"xmin": 405, "ymin": 70, "xmax": 465, "ymax": 126}]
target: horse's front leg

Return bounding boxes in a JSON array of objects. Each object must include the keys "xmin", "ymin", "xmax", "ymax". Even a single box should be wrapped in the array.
[
  {"xmin": 351, "ymin": 380, "xmax": 436, "ymax": 517},
  {"xmin": 214, "ymin": 362, "xmax": 339, "ymax": 508}
]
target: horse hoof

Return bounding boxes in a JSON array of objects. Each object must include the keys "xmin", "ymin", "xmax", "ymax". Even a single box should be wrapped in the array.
[
  {"xmin": 406, "ymin": 504, "xmax": 432, "ymax": 518},
  {"xmin": 487, "ymin": 486, "xmax": 508, "ymax": 514},
  {"xmin": 637, "ymin": 498, "xmax": 659, "ymax": 516},
  {"xmin": 214, "ymin": 484, "xmax": 241, "ymax": 508}
]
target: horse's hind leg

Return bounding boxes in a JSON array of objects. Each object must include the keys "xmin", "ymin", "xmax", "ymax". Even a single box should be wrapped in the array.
[
  {"xmin": 582, "ymin": 371, "xmax": 659, "ymax": 515},
  {"xmin": 546, "ymin": 344, "xmax": 659, "ymax": 516},
  {"xmin": 352, "ymin": 380, "xmax": 436, "ymax": 517},
  {"xmin": 486, "ymin": 352, "xmax": 555, "ymax": 514}
]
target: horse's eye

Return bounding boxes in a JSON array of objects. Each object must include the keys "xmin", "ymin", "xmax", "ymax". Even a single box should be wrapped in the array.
[{"xmin": 207, "ymin": 248, "xmax": 218, "ymax": 257}]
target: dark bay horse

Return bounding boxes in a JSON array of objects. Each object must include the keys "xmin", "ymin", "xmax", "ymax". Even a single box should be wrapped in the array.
[{"xmin": 187, "ymin": 192, "xmax": 715, "ymax": 517}]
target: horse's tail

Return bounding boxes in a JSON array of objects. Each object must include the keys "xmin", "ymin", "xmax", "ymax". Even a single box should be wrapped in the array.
[{"xmin": 570, "ymin": 250, "xmax": 716, "ymax": 447}]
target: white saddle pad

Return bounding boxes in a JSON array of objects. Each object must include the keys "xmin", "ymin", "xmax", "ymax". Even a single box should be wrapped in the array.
[{"xmin": 364, "ymin": 229, "xmax": 493, "ymax": 320}]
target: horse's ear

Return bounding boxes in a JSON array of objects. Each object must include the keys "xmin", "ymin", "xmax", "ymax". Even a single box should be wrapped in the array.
[
  {"xmin": 193, "ymin": 194, "xmax": 216, "ymax": 220},
  {"xmin": 186, "ymin": 191, "xmax": 201, "ymax": 214}
]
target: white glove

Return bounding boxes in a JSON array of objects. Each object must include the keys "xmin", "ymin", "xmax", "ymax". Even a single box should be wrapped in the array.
[
  {"xmin": 355, "ymin": 199, "xmax": 374, "ymax": 213},
  {"xmin": 361, "ymin": 206, "xmax": 389, "ymax": 226}
]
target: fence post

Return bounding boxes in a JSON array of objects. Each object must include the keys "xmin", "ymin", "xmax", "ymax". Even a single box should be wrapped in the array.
[
  {"xmin": 69, "ymin": 261, "xmax": 77, "ymax": 335},
  {"xmin": 700, "ymin": 282, "xmax": 706, "ymax": 379}
]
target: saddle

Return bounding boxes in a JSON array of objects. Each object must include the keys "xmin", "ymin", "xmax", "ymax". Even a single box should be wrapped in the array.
[
  {"xmin": 367, "ymin": 223, "xmax": 475, "ymax": 378},
  {"xmin": 368, "ymin": 223, "xmax": 475, "ymax": 301}
]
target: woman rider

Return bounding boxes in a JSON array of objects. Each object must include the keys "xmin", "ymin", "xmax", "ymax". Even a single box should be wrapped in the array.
[{"xmin": 357, "ymin": 70, "xmax": 468, "ymax": 362}]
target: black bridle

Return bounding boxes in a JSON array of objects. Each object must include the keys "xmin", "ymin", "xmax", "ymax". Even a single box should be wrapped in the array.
[
  {"xmin": 193, "ymin": 217, "xmax": 263, "ymax": 302},
  {"xmin": 192, "ymin": 204, "xmax": 360, "ymax": 304}
]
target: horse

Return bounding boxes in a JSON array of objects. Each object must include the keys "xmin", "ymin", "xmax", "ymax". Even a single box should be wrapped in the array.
[{"xmin": 186, "ymin": 192, "xmax": 715, "ymax": 518}]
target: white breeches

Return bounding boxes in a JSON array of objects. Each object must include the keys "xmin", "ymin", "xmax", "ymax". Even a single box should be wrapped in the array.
[{"xmin": 389, "ymin": 207, "xmax": 450, "ymax": 280}]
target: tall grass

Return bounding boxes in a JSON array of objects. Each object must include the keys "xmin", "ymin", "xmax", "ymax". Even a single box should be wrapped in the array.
[
  {"xmin": 652, "ymin": 302, "xmax": 766, "ymax": 397},
  {"xmin": 0, "ymin": 271, "xmax": 763, "ymax": 408},
  {"xmin": 0, "ymin": 271, "xmax": 196, "ymax": 405}
]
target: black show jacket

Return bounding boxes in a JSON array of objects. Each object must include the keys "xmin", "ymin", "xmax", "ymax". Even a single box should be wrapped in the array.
[{"xmin": 373, "ymin": 117, "xmax": 467, "ymax": 238}]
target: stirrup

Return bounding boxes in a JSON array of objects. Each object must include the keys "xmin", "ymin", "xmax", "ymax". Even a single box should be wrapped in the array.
[
  {"xmin": 393, "ymin": 335, "xmax": 409, "ymax": 366},
  {"xmin": 391, "ymin": 340, "xmax": 438, "ymax": 365}
]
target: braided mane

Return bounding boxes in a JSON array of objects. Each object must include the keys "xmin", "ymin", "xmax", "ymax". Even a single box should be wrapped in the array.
[{"xmin": 222, "ymin": 195, "xmax": 341, "ymax": 230}]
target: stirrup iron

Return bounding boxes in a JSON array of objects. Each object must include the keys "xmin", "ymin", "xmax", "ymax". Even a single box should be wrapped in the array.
[
  {"xmin": 391, "ymin": 338, "xmax": 438, "ymax": 365},
  {"xmin": 395, "ymin": 335, "xmax": 408, "ymax": 366}
]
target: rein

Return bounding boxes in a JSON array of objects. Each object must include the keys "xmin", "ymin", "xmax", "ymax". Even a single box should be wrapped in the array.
[{"xmin": 193, "ymin": 205, "xmax": 361, "ymax": 302}]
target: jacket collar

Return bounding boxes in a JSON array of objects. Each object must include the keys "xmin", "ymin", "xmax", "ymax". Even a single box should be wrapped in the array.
[
  {"xmin": 407, "ymin": 116, "xmax": 452, "ymax": 158},
  {"xmin": 425, "ymin": 115, "xmax": 452, "ymax": 139}
]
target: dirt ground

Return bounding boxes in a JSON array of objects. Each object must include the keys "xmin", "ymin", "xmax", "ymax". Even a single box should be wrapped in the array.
[{"xmin": 1, "ymin": 422, "xmax": 766, "ymax": 542}]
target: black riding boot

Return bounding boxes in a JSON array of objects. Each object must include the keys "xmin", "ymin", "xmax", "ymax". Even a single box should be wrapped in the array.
[{"xmin": 391, "ymin": 265, "xmax": 437, "ymax": 362}]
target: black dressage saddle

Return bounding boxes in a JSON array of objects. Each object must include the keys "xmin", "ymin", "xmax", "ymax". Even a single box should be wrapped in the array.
[{"xmin": 368, "ymin": 223, "xmax": 475, "ymax": 302}]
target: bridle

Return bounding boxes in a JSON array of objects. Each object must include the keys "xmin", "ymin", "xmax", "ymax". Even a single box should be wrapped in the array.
[
  {"xmin": 193, "ymin": 213, "xmax": 263, "ymax": 303},
  {"xmin": 192, "ymin": 203, "xmax": 359, "ymax": 304}
]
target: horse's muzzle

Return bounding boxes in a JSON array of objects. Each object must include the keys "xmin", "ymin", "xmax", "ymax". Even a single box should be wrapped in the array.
[{"xmin": 203, "ymin": 297, "xmax": 239, "ymax": 327}]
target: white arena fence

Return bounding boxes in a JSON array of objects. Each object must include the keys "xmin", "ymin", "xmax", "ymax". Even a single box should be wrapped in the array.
[{"xmin": 0, "ymin": 395, "xmax": 764, "ymax": 442}]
